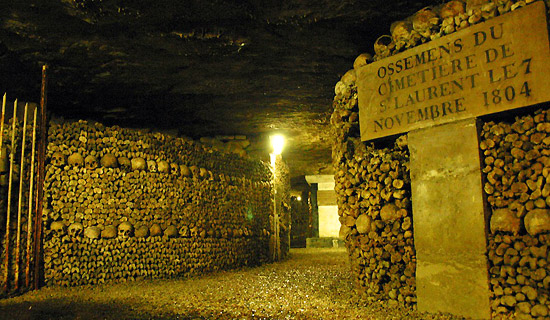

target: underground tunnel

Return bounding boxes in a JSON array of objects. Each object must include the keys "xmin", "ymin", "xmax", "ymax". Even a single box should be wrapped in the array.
[{"xmin": 1, "ymin": 0, "xmax": 550, "ymax": 319}]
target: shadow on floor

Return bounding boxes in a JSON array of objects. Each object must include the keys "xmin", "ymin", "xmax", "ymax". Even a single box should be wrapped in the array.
[{"xmin": 0, "ymin": 298, "xmax": 277, "ymax": 320}]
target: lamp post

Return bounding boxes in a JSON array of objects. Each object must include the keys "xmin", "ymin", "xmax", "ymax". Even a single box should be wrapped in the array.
[{"xmin": 270, "ymin": 134, "xmax": 284, "ymax": 261}]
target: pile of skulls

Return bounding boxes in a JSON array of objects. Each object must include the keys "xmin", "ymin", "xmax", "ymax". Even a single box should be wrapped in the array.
[{"xmin": 354, "ymin": 0, "xmax": 537, "ymax": 63}]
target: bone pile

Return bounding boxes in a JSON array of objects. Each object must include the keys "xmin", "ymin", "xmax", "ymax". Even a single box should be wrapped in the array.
[
  {"xmin": 370, "ymin": 0, "xmax": 537, "ymax": 61},
  {"xmin": 481, "ymin": 109, "xmax": 550, "ymax": 319},
  {"xmin": 330, "ymin": 75, "xmax": 415, "ymax": 305},
  {"xmin": 42, "ymin": 120, "xmax": 275, "ymax": 286}
]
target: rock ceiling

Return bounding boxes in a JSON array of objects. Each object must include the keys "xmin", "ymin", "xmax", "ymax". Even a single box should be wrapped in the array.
[{"xmin": 0, "ymin": 0, "xmax": 435, "ymax": 186}]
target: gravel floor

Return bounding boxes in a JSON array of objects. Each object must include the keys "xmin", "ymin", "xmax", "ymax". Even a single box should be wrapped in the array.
[{"xmin": 0, "ymin": 248, "xmax": 465, "ymax": 320}]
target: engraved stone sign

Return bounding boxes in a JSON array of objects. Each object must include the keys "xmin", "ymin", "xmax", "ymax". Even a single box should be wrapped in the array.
[{"xmin": 357, "ymin": 1, "xmax": 550, "ymax": 141}]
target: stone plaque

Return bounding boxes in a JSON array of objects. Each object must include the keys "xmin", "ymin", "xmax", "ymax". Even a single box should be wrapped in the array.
[{"xmin": 357, "ymin": 2, "xmax": 550, "ymax": 141}]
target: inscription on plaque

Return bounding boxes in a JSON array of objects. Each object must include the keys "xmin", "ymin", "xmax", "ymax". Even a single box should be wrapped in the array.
[{"xmin": 357, "ymin": 1, "xmax": 550, "ymax": 141}]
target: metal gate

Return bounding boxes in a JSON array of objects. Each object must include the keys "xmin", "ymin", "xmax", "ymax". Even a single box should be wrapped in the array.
[{"xmin": 0, "ymin": 65, "xmax": 48, "ymax": 296}]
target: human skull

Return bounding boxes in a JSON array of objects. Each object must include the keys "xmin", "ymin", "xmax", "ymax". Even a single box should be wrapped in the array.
[
  {"xmin": 439, "ymin": 0, "xmax": 465, "ymax": 20},
  {"xmin": 157, "ymin": 160, "xmax": 170, "ymax": 173},
  {"xmin": 374, "ymin": 35, "xmax": 394, "ymax": 59},
  {"xmin": 412, "ymin": 7, "xmax": 439, "ymax": 38},
  {"xmin": 67, "ymin": 153, "xmax": 84, "ymax": 167},
  {"xmin": 134, "ymin": 225, "xmax": 149, "ymax": 238},
  {"xmin": 131, "ymin": 157, "xmax": 146, "ymax": 171},
  {"xmin": 189, "ymin": 165, "xmax": 199, "ymax": 178},
  {"xmin": 84, "ymin": 226, "xmax": 101, "ymax": 239},
  {"xmin": 150, "ymin": 223, "xmax": 163, "ymax": 237},
  {"xmin": 164, "ymin": 225, "xmax": 178, "ymax": 238},
  {"xmin": 84, "ymin": 155, "xmax": 98, "ymax": 170},
  {"xmin": 179, "ymin": 225, "xmax": 190, "ymax": 237},
  {"xmin": 118, "ymin": 157, "xmax": 131, "ymax": 170},
  {"xmin": 353, "ymin": 53, "xmax": 372, "ymax": 70},
  {"xmin": 147, "ymin": 160, "xmax": 158, "ymax": 173},
  {"xmin": 50, "ymin": 221, "xmax": 66, "ymax": 237},
  {"xmin": 101, "ymin": 225, "xmax": 117, "ymax": 239},
  {"xmin": 340, "ymin": 69, "xmax": 356, "ymax": 87},
  {"xmin": 180, "ymin": 164, "xmax": 191, "ymax": 177},
  {"xmin": 100, "ymin": 153, "xmax": 118, "ymax": 168},
  {"xmin": 51, "ymin": 152, "xmax": 66, "ymax": 167},
  {"xmin": 118, "ymin": 221, "xmax": 134, "ymax": 238},
  {"xmin": 68, "ymin": 222, "xmax": 84, "ymax": 238},
  {"xmin": 169, "ymin": 163, "xmax": 179, "ymax": 175},
  {"xmin": 390, "ymin": 20, "xmax": 413, "ymax": 45}
]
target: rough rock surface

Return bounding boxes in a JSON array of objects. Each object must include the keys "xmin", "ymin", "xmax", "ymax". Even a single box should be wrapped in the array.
[{"xmin": 0, "ymin": 0, "xmax": 429, "ymax": 181}]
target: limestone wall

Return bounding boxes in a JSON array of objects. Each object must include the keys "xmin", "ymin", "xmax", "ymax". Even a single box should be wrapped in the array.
[
  {"xmin": 481, "ymin": 109, "xmax": 550, "ymax": 319},
  {"xmin": 42, "ymin": 120, "xmax": 274, "ymax": 286}
]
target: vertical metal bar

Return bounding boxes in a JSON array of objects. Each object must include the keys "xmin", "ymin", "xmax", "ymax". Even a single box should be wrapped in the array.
[
  {"xmin": 0, "ymin": 94, "xmax": 5, "ymax": 292},
  {"xmin": 0, "ymin": 94, "xmax": 6, "ymax": 159},
  {"xmin": 14, "ymin": 104, "xmax": 28, "ymax": 291},
  {"xmin": 33, "ymin": 65, "xmax": 48, "ymax": 290},
  {"xmin": 25, "ymin": 107, "xmax": 37, "ymax": 288},
  {"xmin": 271, "ymin": 153, "xmax": 280, "ymax": 261},
  {"xmin": 3, "ymin": 99, "xmax": 18, "ymax": 292}
]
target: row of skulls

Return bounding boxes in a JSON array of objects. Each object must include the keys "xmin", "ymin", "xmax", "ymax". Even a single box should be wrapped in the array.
[
  {"xmin": 363, "ymin": 0, "xmax": 534, "ymax": 61},
  {"xmin": 49, "ymin": 221, "xmax": 180, "ymax": 239},
  {"xmin": 50, "ymin": 151, "xmax": 207, "ymax": 177}
]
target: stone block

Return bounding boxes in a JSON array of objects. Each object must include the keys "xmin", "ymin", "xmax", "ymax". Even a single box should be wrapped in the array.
[{"xmin": 409, "ymin": 118, "xmax": 491, "ymax": 319}]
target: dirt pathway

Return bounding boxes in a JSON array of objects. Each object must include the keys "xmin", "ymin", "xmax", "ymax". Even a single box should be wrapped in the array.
[{"xmin": 0, "ymin": 248, "xmax": 461, "ymax": 319}]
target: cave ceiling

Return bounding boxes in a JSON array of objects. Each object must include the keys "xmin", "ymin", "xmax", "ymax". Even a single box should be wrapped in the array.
[{"xmin": 0, "ymin": 0, "xmax": 437, "ymax": 185}]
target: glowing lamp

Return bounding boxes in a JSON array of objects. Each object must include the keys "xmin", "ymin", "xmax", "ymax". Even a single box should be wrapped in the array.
[{"xmin": 270, "ymin": 134, "xmax": 285, "ymax": 155}]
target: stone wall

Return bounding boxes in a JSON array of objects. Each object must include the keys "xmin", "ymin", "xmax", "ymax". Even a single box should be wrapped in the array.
[
  {"xmin": 331, "ymin": 83, "xmax": 415, "ymax": 305},
  {"xmin": 42, "ymin": 120, "xmax": 274, "ymax": 286},
  {"xmin": 482, "ymin": 109, "xmax": 550, "ymax": 319}
]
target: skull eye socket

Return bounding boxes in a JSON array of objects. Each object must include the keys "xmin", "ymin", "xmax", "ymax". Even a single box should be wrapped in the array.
[{"xmin": 68, "ymin": 223, "xmax": 84, "ymax": 237}]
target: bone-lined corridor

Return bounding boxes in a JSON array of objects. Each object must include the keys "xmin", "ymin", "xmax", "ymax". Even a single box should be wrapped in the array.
[{"xmin": 0, "ymin": 248, "xmax": 461, "ymax": 320}]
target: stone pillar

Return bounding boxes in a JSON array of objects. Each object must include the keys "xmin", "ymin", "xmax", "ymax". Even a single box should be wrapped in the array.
[
  {"xmin": 409, "ymin": 118, "xmax": 491, "ymax": 319},
  {"xmin": 310, "ymin": 183, "xmax": 319, "ymax": 238}
]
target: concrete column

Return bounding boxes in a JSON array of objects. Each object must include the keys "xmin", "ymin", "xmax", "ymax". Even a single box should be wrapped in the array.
[{"xmin": 409, "ymin": 118, "xmax": 491, "ymax": 319}]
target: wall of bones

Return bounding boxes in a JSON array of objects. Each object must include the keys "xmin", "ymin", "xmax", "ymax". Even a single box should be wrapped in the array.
[
  {"xmin": 331, "ymin": 0, "xmax": 550, "ymax": 316},
  {"xmin": 42, "ymin": 120, "xmax": 277, "ymax": 286},
  {"xmin": 331, "ymin": 83, "xmax": 414, "ymax": 305},
  {"xmin": 483, "ymin": 109, "xmax": 550, "ymax": 319}
]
